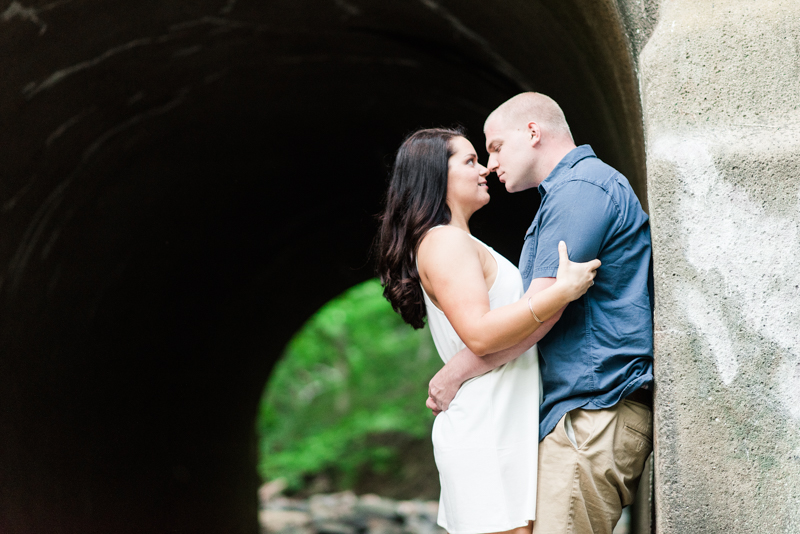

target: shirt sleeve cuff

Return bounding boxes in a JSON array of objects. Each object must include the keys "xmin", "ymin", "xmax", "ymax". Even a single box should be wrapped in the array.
[{"xmin": 532, "ymin": 266, "xmax": 559, "ymax": 279}]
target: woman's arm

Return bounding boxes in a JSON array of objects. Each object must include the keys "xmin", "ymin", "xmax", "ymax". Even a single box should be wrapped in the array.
[
  {"xmin": 426, "ymin": 277, "xmax": 560, "ymax": 414},
  {"xmin": 418, "ymin": 228, "xmax": 598, "ymax": 356}
]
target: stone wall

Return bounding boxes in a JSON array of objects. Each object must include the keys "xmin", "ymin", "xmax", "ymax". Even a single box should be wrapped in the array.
[{"xmin": 639, "ymin": 0, "xmax": 800, "ymax": 531}]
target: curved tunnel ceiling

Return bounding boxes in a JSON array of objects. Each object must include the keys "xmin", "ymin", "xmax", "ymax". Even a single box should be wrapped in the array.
[{"xmin": 0, "ymin": 1, "xmax": 643, "ymax": 531}]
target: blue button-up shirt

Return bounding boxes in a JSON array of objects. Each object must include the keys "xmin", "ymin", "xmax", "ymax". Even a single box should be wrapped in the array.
[{"xmin": 520, "ymin": 145, "xmax": 654, "ymax": 440}]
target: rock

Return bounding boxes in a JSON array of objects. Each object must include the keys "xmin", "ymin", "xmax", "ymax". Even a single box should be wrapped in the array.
[
  {"xmin": 396, "ymin": 500, "xmax": 438, "ymax": 521},
  {"xmin": 396, "ymin": 500, "xmax": 439, "ymax": 526},
  {"xmin": 259, "ymin": 509, "xmax": 313, "ymax": 534},
  {"xmin": 265, "ymin": 496, "xmax": 311, "ymax": 512},
  {"xmin": 313, "ymin": 521, "xmax": 357, "ymax": 534},
  {"xmin": 264, "ymin": 492, "xmax": 444, "ymax": 534},
  {"xmin": 260, "ymin": 478, "xmax": 289, "ymax": 503},
  {"xmin": 396, "ymin": 500, "xmax": 443, "ymax": 534},
  {"xmin": 355, "ymin": 494, "xmax": 399, "ymax": 519},
  {"xmin": 308, "ymin": 491, "xmax": 358, "ymax": 521},
  {"xmin": 365, "ymin": 517, "xmax": 404, "ymax": 534}
]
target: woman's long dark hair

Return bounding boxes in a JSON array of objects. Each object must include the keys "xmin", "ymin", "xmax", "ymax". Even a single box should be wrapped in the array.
[{"xmin": 376, "ymin": 127, "xmax": 465, "ymax": 329}]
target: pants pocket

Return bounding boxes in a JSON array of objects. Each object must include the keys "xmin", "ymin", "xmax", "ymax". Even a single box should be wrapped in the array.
[
  {"xmin": 615, "ymin": 407, "xmax": 653, "ymax": 506},
  {"xmin": 566, "ymin": 408, "xmax": 598, "ymax": 450},
  {"xmin": 622, "ymin": 423, "xmax": 652, "ymax": 453},
  {"xmin": 564, "ymin": 411, "xmax": 578, "ymax": 448}
]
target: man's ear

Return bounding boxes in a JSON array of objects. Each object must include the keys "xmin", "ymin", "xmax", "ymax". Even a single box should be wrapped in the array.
[{"xmin": 527, "ymin": 121, "xmax": 542, "ymax": 147}]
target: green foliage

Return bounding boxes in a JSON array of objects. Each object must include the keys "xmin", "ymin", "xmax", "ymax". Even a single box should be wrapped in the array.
[{"xmin": 256, "ymin": 279, "xmax": 441, "ymax": 491}]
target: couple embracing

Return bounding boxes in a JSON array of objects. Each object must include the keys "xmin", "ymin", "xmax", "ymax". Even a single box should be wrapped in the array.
[{"xmin": 376, "ymin": 93, "xmax": 654, "ymax": 534}]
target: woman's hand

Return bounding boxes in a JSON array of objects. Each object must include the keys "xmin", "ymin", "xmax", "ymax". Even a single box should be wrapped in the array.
[{"xmin": 554, "ymin": 241, "xmax": 601, "ymax": 301}]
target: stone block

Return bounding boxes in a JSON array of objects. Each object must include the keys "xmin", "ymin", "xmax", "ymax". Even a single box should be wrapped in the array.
[{"xmin": 641, "ymin": 2, "xmax": 800, "ymax": 530}]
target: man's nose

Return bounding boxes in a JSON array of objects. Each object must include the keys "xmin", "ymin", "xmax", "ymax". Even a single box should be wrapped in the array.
[{"xmin": 486, "ymin": 154, "xmax": 498, "ymax": 173}]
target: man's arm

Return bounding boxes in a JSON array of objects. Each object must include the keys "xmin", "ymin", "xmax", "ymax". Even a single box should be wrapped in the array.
[{"xmin": 427, "ymin": 277, "xmax": 559, "ymax": 414}]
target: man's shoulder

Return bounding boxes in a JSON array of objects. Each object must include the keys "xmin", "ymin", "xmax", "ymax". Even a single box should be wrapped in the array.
[
  {"xmin": 547, "ymin": 166, "xmax": 616, "ymax": 199},
  {"xmin": 552, "ymin": 156, "xmax": 633, "ymax": 201},
  {"xmin": 568, "ymin": 155, "xmax": 620, "ymax": 185}
]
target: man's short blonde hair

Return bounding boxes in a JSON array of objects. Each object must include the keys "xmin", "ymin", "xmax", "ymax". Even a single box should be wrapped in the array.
[{"xmin": 485, "ymin": 92, "xmax": 573, "ymax": 141}]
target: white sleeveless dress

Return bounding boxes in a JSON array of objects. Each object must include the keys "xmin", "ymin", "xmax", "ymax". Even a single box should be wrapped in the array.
[{"xmin": 421, "ymin": 230, "xmax": 541, "ymax": 534}]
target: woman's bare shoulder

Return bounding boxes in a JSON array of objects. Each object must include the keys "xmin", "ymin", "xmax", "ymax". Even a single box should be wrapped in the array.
[
  {"xmin": 417, "ymin": 226, "xmax": 484, "ymax": 304},
  {"xmin": 418, "ymin": 225, "xmax": 473, "ymax": 257},
  {"xmin": 418, "ymin": 226, "xmax": 483, "ymax": 281}
]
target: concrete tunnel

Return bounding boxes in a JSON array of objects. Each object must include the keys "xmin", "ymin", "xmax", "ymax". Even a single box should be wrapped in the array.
[{"xmin": 0, "ymin": 1, "xmax": 648, "ymax": 532}]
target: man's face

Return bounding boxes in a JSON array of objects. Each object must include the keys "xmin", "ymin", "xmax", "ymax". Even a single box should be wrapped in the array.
[{"xmin": 484, "ymin": 118, "xmax": 538, "ymax": 193}]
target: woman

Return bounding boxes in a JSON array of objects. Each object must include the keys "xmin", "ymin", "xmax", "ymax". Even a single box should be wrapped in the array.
[{"xmin": 376, "ymin": 127, "xmax": 600, "ymax": 534}]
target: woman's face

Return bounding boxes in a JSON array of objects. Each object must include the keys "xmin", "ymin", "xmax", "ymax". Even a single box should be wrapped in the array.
[{"xmin": 446, "ymin": 136, "xmax": 490, "ymax": 214}]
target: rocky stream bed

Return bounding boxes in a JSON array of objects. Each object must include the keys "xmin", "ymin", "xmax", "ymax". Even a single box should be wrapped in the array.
[
  {"xmin": 259, "ymin": 482, "xmax": 630, "ymax": 534},
  {"xmin": 259, "ymin": 482, "xmax": 445, "ymax": 534}
]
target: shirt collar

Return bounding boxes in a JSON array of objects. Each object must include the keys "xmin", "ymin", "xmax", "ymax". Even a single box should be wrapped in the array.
[{"xmin": 537, "ymin": 145, "xmax": 596, "ymax": 195}]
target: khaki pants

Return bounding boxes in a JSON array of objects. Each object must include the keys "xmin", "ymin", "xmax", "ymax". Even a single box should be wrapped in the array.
[{"xmin": 533, "ymin": 400, "xmax": 652, "ymax": 534}]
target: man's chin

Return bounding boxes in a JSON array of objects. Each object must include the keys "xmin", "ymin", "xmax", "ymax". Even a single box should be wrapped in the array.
[{"xmin": 505, "ymin": 180, "xmax": 535, "ymax": 194}]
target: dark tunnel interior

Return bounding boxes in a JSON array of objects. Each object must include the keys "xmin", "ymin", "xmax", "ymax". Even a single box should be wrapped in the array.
[{"xmin": 0, "ymin": 1, "xmax": 644, "ymax": 532}]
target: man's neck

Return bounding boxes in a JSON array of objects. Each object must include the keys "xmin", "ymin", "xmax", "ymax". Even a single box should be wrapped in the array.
[{"xmin": 537, "ymin": 142, "xmax": 577, "ymax": 185}]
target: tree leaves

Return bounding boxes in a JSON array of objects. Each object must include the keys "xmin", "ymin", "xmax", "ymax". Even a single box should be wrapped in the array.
[{"xmin": 257, "ymin": 279, "xmax": 441, "ymax": 492}]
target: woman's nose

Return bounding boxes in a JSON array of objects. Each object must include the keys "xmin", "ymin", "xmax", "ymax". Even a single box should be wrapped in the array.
[{"xmin": 478, "ymin": 163, "xmax": 489, "ymax": 176}]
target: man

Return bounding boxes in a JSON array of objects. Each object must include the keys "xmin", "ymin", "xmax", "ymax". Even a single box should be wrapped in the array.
[{"xmin": 426, "ymin": 92, "xmax": 654, "ymax": 534}]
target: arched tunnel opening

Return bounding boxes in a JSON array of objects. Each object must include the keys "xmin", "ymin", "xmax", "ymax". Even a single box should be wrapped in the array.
[
  {"xmin": 0, "ymin": 1, "xmax": 646, "ymax": 532},
  {"xmin": 255, "ymin": 278, "xmax": 444, "ymax": 500}
]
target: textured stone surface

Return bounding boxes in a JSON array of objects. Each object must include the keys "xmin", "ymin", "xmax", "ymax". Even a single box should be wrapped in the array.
[
  {"xmin": 616, "ymin": 0, "xmax": 660, "ymax": 61},
  {"xmin": 641, "ymin": 0, "xmax": 800, "ymax": 531}
]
